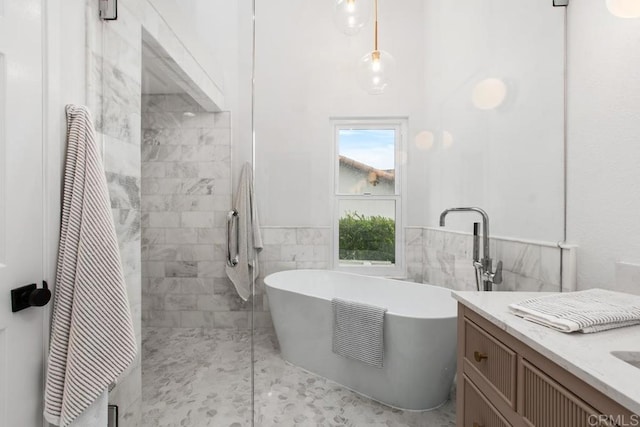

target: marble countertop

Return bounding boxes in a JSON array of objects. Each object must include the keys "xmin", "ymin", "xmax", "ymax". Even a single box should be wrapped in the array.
[{"xmin": 453, "ymin": 291, "xmax": 640, "ymax": 415}]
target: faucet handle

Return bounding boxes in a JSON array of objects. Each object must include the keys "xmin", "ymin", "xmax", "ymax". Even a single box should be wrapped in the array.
[{"xmin": 493, "ymin": 260, "xmax": 503, "ymax": 285}]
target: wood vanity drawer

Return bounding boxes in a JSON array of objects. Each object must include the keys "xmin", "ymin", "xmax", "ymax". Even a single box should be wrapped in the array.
[
  {"xmin": 519, "ymin": 358, "xmax": 615, "ymax": 427},
  {"xmin": 463, "ymin": 375, "xmax": 512, "ymax": 427},
  {"xmin": 464, "ymin": 319, "xmax": 517, "ymax": 409}
]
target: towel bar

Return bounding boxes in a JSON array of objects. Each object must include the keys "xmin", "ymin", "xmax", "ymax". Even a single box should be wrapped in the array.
[{"xmin": 227, "ymin": 209, "xmax": 239, "ymax": 267}]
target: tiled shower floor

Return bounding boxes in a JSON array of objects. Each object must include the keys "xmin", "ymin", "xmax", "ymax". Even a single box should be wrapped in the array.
[{"xmin": 141, "ymin": 327, "xmax": 456, "ymax": 426}]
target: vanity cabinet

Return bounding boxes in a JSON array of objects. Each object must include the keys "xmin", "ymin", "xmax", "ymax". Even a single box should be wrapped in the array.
[{"xmin": 457, "ymin": 304, "xmax": 635, "ymax": 427}]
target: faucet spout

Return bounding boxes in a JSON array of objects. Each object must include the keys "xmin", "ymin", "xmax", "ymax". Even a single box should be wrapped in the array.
[
  {"xmin": 439, "ymin": 207, "xmax": 490, "ymax": 261},
  {"xmin": 438, "ymin": 207, "xmax": 501, "ymax": 290}
]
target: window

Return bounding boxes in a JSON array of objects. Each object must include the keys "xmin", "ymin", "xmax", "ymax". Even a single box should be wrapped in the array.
[{"xmin": 332, "ymin": 119, "xmax": 405, "ymax": 276}]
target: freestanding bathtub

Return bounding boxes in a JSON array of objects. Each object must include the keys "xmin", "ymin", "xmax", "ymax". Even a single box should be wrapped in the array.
[{"xmin": 264, "ymin": 269, "xmax": 458, "ymax": 411}]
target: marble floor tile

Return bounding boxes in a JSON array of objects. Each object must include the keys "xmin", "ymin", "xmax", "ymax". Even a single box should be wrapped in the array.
[{"xmin": 142, "ymin": 327, "xmax": 456, "ymax": 427}]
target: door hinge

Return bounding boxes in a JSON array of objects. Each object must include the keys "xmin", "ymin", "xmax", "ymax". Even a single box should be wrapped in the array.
[
  {"xmin": 553, "ymin": 0, "xmax": 569, "ymax": 7},
  {"xmin": 107, "ymin": 405, "xmax": 118, "ymax": 427},
  {"xmin": 99, "ymin": 0, "xmax": 118, "ymax": 20}
]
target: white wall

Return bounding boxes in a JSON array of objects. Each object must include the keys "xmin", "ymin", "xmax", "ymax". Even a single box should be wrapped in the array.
[
  {"xmin": 253, "ymin": 0, "xmax": 565, "ymax": 245},
  {"xmin": 254, "ymin": 0, "xmax": 427, "ymax": 227},
  {"xmin": 420, "ymin": 0, "xmax": 565, "ymax": 242},
  {"xmin": 567, "ymin": 1, "xmax": 640, "ymax": 292}
]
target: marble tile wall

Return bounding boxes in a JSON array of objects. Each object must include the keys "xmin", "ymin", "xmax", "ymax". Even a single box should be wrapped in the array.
[
  {"xmin": 256, "ymin": 227, "xmax": 331, "ymax": 326},
  {"xmin": 140, "ymin": 94, "xmax": 253, "ymax": 329},
  {"xmin": 405, "ymin": 227, "xmax": 562, "ymax": 292},
  {"xmin": 254, "ymin": 226, "xmax": 561, "ymax": 326},
  {"xmin": 86, "ymin": 0, "xmax": 143, "ymax": 424}
]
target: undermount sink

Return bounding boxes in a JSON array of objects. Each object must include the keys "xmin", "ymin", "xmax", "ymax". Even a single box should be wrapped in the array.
[{"xmin": 611, "ymin": 351, "xmax": 640, "ymax": 369}]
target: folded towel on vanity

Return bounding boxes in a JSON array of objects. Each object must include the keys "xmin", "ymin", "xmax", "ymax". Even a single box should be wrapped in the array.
[
  {"xmin": 332, "ymin": 298, "xmax": 387, "ymax": 368},
  {"xmin": 44, "ymin": 105, "xmax": 137, "ymax": 427},
  {"xmin": 509, "ymin": 288, "xmax": 640, "ymax": 333}
]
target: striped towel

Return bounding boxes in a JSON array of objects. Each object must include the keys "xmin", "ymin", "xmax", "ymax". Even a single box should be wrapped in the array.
[
  {"xmin": 44, "ymin": 105, "xmax": 137, "ymax": 426},
  {"xmin": 332, "ymin": 298, "xmax": 387, "ymax": 368},
  {"xmin": 509, "ymin": 289, "xmax": 640, "ymax": 333}
]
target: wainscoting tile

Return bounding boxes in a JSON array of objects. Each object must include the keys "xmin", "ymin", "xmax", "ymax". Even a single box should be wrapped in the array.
[
  {"xmin": 540, "ymin": 245, "xmax": 561, "ymax": 288},
  {"xmin": 260, "ymin": 261, "xmax": 297, "ymax": 277},
  {"xmin": 497, "ymin": 240, "xmax": 541, "ymax": 279},
  {"xmin": 405, "ymin": 245, "xmax": 423, "ymax": 263},
  {"xmin": 262, "ymin": 228, "xmax": 297, "ymax": 245},
  {"xmin": 405, "ymin": 228, "xmax": 423, "ymax": 247},
  {"xmin": 296, "ymin": 228, "xmax": 330, "ymax": 245},
  {"xmin": 295, "ymin": 261, "xmax": 329, "ymax": 270}
]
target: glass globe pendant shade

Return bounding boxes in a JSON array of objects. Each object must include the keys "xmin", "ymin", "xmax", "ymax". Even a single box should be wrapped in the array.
[
  {"xmin": 357, "ymin": 50, "xmax": 395, "ymax": 95},
  {"xmin": 334, "ymin": 0, "xmax": 372, "ymax": 35},
  {"xmin": 606, "ymin": 0, "xmax": 640, "ymax": 18}
]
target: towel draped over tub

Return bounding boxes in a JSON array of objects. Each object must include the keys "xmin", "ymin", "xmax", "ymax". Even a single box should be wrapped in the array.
[
  {"xmin": 44, "ymin": 105, "xmax": 137, "ymax": 427},
  {"xmin": 332, "ymin": 298, "xmax": 387, "ymax": 368}
]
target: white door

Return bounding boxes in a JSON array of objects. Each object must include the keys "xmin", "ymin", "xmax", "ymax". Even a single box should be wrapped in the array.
[{"xmin": 0, "ymin": 0, "xmax": 47, "ymax": 426}]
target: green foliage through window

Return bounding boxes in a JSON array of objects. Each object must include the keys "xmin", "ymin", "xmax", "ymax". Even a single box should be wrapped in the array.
[{"xmin": 339, "ymin": 211, "xmax": 395, "ymax": 263}]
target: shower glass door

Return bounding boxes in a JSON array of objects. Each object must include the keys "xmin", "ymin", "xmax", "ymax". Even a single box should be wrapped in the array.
[{"xmin": 88, "ymin": 1, "xmax": 255, "ymax": 425}]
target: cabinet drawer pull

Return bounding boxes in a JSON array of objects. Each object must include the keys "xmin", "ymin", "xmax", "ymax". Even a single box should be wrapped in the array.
[
  {"xmin": 474, "ymin": 351, "xmax": 488, "ymax": 362},
  {"xmin": 473, "ymin": 422, "xmax": 484, "ymax": 427}
]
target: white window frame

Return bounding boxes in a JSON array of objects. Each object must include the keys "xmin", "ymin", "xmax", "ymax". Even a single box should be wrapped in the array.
[{"xmin": 331, "ymin": 118, "xmax": 407, "ymax": 277}]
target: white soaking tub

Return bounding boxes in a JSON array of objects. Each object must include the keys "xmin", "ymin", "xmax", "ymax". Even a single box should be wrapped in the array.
[{"xmin": 264, "ymin": 269, "xmax": 458, "ymax": 411}]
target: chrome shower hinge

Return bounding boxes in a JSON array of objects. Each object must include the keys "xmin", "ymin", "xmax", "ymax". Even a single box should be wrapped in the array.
[
  {"xmin": 553, "ymin": 0, "xmax": 569, "ymax": 6},
  {"xmin": 99, "ymin": 0, "xmax": 118, "ymax": 20}
]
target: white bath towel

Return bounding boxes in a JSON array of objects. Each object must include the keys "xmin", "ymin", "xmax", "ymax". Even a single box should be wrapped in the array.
[
  {"xmin": 44, "ymin": 105, "xmax": 137, "ymax": 427},
  {"xmin": 226, "ymin": 162, "xmax": 263, "ymax": 300},
  {"xmin": 509, "ymin": 288, "xmax": 640, "ymax": 333},
  {"xmin": 332, "ymin": 298, "xmax": 387, "ymax": 368}
]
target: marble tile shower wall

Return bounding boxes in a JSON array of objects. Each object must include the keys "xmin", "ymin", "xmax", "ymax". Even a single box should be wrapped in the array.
[
  {"xmin": 405, "ymin": 228, "xmax": 562, "ymax": 292},
  {"xmin": 86, "ymin": 1, "xmax": 143, "ymax": 424},
  {"xmin": 140, "ymin": 94, "xmax": 256, "ymax": 330}
]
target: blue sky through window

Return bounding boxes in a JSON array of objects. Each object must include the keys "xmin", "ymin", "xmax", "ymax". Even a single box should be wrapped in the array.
[{"xmin": 339, "ymin": 129, "xmax": 395, "ymax": 170}]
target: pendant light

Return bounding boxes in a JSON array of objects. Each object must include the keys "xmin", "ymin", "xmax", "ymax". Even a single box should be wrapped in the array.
[
  {"xmin": 356, "ymin": 0, "xmax": 395, "ymax": 95},
  {"xmin": 334, "ymin": 0, "xmax": 372, "ymax": 35}
]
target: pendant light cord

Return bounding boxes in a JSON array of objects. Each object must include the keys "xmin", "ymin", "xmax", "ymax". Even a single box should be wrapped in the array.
[{"xmin": 374, "ymin": 0, "xmax": 379, "ymax": 51}]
